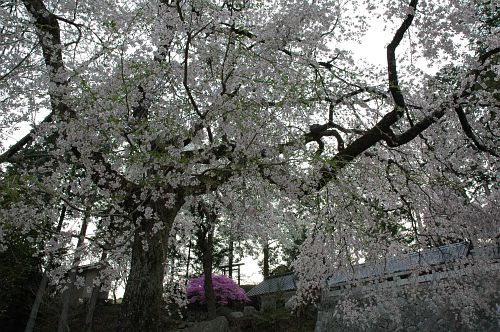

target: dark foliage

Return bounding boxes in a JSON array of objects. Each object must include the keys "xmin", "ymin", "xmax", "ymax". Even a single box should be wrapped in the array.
[{"xmin": 0, "ymin": 231, "xmax": 43, "ymax": 332}]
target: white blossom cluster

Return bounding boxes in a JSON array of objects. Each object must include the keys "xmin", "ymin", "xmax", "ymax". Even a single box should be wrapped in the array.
[{"xmin": 0, "ymin": 0, "xmax": 498, "ymax": 329}]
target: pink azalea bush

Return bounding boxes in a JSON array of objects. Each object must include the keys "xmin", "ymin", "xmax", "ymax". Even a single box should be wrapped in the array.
[{"xmin": 186, "ymin": 274, "xmax": 250, "ymax": 305}]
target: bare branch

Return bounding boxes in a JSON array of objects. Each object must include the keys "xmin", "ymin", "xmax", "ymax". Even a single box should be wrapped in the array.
[
  {"xmin": 0, "ymin": 41, "xmax": 39, "ymax": 81},
  {"xmin": 387, "ymin": 0, "xmax": 418, "ymax": 111},
  {"xmin": 0, "ymin": 111, "xmax": 54, "ymax": 164},
  {"xmin": 315, "ymin": 0, "xmax": 419, "ymax": 190},
  {"xmin": 455, "ymin": 106, "xmax": 499, "ymax": 157}
]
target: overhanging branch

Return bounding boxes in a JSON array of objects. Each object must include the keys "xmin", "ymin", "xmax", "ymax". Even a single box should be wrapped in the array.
[
  {"xmin": 0, "ymin": 111, "xmax": 54, "ymax": 164},
  {"xmin": 455, "ymin": 106, "xmax": 499, "ymax": 157},
  {"xmin": 314, "ymin": 0, "xmax": 419, "ymax": 191},
  {"xmin": 387, "ymin": 0, "xmax": 418, "ymax": 111}
]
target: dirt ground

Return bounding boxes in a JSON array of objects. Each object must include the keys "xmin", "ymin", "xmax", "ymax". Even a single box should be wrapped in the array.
[{"xmin": 34, "ymin": 303, "xmax": 316, "ymax": 332}]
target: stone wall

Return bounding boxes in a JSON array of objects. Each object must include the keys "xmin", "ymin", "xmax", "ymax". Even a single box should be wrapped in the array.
[
  {"xmin": 260, "ymin": 290, "xmax": 295, "ymax": 311},
  {"xmin": 315, "ymin": 268, "xmax": 499, "ymax": 332}
]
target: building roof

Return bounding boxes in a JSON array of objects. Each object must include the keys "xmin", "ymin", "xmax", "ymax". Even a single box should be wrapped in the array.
[
  {"xmin": 246, "ymin": 272, "xmax": 296, "ymax": 297},
  {"xmin": 246, "ymin": 242, "xmax": 497, "ymax": 297},
  {"xmin": 326, "ymin": 242, "xmax": 470, "ymax": 286}
]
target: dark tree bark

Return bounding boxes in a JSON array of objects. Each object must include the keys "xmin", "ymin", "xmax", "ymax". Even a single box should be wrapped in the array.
[
  {"xmin": 194, "ymin": 202, "xmax": 217, "ymax": 319},
  {"xmin": 84, "ymin": 285, "xmax": 100, "ymax": 332},
  {"xmin": 25, "ymin": 275, "xmax": 49, "ymax": 332},
  {"xmin": 202, "ymin": 231, "xmax": 216, "ymax": 320},
  {"xmin": 118, "ymin": 198, "xmax": 184, "ymax": 332},
  {"xmin": 263, "ymin": 243, "xmax": 270, "ymax": 278},
  {"xmin": 228, "ymin": 240, "xmax": 234, "ymax": 279}
]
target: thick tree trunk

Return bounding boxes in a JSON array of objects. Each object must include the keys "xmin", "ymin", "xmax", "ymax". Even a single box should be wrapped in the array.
[
  {"xmin": 194, "ymin": 202, "xmax": 217, "ymax": 320},
  {"xmin": 263, "ymin": 243, "xmax": 270, "ymax": 278},
  {"xmin": 202, "ymin": 228, "xmax": 216, "ymax": 319},
  {"xmin": 118, "ymin": 199, "xmax": 183, "ymax": 332}
]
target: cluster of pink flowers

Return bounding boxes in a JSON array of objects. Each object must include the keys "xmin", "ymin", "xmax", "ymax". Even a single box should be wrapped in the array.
[{"xmin": 186, "ymin": 274, "xmax": 250, "ymax": 305}]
